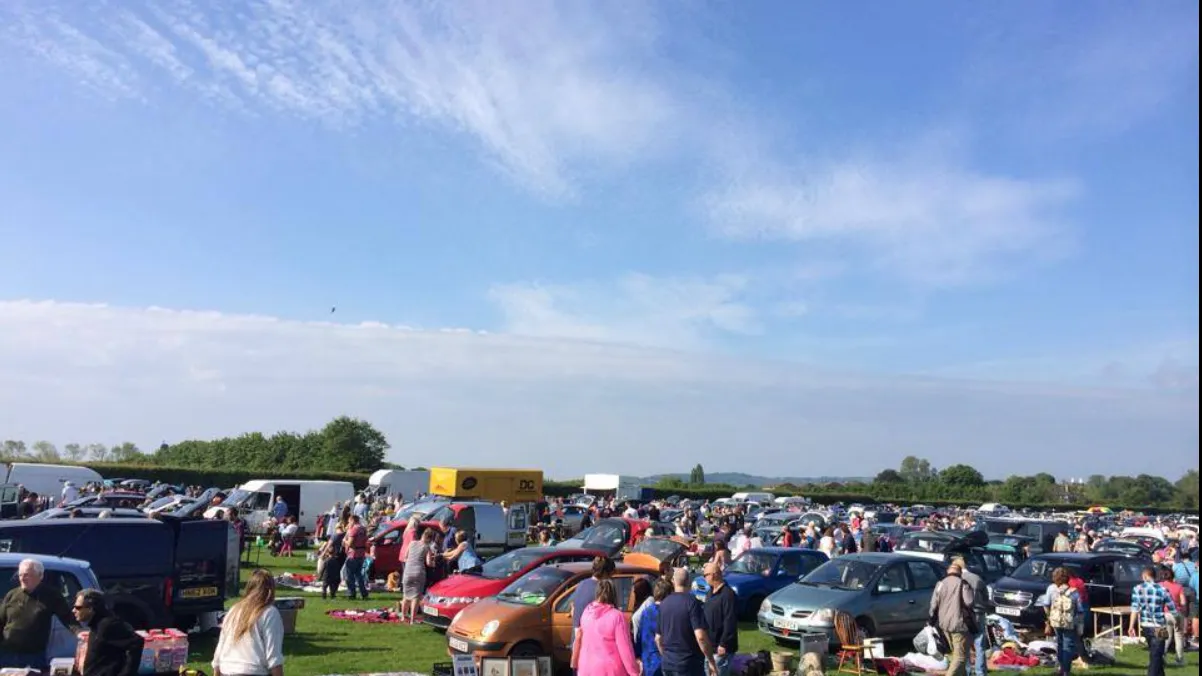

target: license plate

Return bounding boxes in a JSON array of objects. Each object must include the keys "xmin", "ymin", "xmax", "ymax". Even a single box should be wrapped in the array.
[
  {"xmin": 448, "ymin": 637, "xmax": 469, "ymax": 653},
  {"xmin": 423, "ymin": 605, "xmax": 439, "ymax": 617},
  {"xmin": 180, "ymin": 586, "xmax": 218, "ymax": 599},
  {"xmin": 773, "ymin": 618, "xmax": 802, "ymax": 631},
  {"xmin": 995, "ymin": 606, "xmax": 1021, "ymax": 617}
]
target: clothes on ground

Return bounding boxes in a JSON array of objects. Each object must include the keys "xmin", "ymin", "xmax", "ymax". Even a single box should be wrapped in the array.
[{"xmin": 326, "ymin": 608, "xmax": 403, "ymax": 624}]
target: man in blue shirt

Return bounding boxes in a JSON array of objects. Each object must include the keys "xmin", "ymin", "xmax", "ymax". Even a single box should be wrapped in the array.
[
  {"xmin": 271, "ymin": 496, "xmax": 288, "ymax": 520},
  {"xmin": 1129, "ymin": 566, "xmax": 1177, "ymax": 676},
  {"xmin": 656, "ymin": 568, "xmax": 716, "ymax": 676}
]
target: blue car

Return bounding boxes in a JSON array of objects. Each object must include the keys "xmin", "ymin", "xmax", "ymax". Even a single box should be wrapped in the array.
[{"xmin": 692, "ymin": 547, "xmax": 830, "ymax": 619}]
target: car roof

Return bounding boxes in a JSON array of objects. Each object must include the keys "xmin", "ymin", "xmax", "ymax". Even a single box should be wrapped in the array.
[
  {"xmin": 840, "ymin": 552, "xmax": 942, "ymax": 565},
  {"xmin": 0, "ymin": 518, "xmax": 165, "ymax": 529},
  {"xmin": 550, "ymin": 561, "xmax": 660, "ymax": 575},
  {"xmin": 0, "ymin": 552, "xmax": 93, "ymax": 569},
  {"xmin": 1030, "ymin": 552, "xmax": 1120, "ymax": 562}
]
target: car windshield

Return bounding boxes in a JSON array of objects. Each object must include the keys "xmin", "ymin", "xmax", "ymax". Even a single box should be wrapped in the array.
[
  {"xmin": 799, "ymin": 559, "xmax": 880, "ymax": 591},
  {"xmin": 480, "ymin": 549, "xmax": 547, "ymax": 580},
  {"xmin": 897, "ymin": 534, "xmax": 952, "ymax": 553},
  {"xmin": 631, "ymin": 538, "xmax": 682, "ymax": 560},
  {"xmin": 575, "ymin": 522, "xmax": 627, "ymax": 549},
  {"xmin": 224, "ymin": 489, "xmax": 253, "ymax": 508},
  {"xmin": 1012, "ymin": 558, "xmax": 1083, "ymax": 581},
  {"xmin": 727, "ymin": 552, "xmax": 776, "ymax": 576},
  {"xmin": 496, "ymin": 567, "xmax": 573, "ymax": 606}
]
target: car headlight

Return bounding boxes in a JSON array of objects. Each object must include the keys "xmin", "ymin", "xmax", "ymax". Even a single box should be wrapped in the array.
[
  {"xmin": 808, "ymin": 608, "xmax": 834, "ymax": 625},
  {"xmin": 987, "ymin": 586, "xmax": 995, "ymax": 602},
  {"xmin": 760, "ymin": 598, "xmax": 772, "ymax": 615},
  {"xmin": 481, "ymin": 620, "xmax": 500, "ymax": 639}
]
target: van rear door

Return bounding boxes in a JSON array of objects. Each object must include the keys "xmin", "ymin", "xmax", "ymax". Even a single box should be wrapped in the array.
[
  {"xmin": 173, "ymin": 519, "xmax": 234, "ymax": 617},
  {"xmin": 0, "ymin": 485, "xmax": 19, "ymax": 520}
]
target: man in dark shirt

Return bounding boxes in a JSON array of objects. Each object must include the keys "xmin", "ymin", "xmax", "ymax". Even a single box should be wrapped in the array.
[
  {"xmin": 657, "ymin": 567, "xmax": 715, "ymax": 676},
  {"xmin": 0, "ymin": 559, "xmax": 81, "ymax": 670},
  {"xmin": 702, "ymin": 563, "xmax": 738, "ymax": 676}
]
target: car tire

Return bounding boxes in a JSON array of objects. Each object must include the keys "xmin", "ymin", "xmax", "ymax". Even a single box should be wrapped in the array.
[
  {"xmin": 744, "ymin": 596, "xmax": 764, "ymax": 622},
  {"xmin": 509, "ymin": 641, "xmax": 543, "ymax": 658},
  {"xmin": 856, "ymin": 616, "xmax": 875, "ymax": 638}
]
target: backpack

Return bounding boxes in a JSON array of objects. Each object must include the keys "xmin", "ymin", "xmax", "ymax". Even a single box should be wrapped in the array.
[{"xmin": 1048, "ymin": 585, "xmax": 1077, "ymax": 629}]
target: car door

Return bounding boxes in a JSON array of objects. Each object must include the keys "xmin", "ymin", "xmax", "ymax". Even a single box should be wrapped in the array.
[
  {"xmin": 868, "ymin": 563, "xmax": 914, "ymax": 638},
  {"xmin": 902, "ymin": 561, "xmax": 943, "ymax": 637}
]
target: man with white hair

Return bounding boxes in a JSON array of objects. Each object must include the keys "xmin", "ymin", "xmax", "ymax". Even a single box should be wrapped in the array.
[
  {"xmin": 0, "ymin": 558, "xmax": 82, "ymax": 670},
  {"xmin": 60, "ymin": 481, "xmax": 79, "ymax": 506}
]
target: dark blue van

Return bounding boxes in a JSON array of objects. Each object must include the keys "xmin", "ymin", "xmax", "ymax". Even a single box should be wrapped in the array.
[{"xmin": 0, "ymin": 516, "xmax": 239, "ymax": 629}]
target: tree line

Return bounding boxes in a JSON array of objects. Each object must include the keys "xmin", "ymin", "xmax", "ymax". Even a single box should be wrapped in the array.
[{"xmin": 2, "ymin": 416, "xmax": 389, "ymax": 475}]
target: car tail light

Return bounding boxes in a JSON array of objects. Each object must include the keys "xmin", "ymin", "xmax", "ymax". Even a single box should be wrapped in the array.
[{"xmin": 164, "ymin": 578, "xmax": 174, "ymax": 608}]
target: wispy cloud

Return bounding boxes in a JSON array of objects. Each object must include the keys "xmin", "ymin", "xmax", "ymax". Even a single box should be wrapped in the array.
[
  {"xmin": 1, "ymin": 0, "xmax": 677, "ymax": 197},
  {"xmin": 489, "ymin": 274, "xmax": 759, "ymax": 350},
  {"xmin": 0, "ymin": 300, "xmax": 1195, "ymax": 478},
  {"xmin": 704, "ymin": 140, "xmax": 1081, "ymax": 285}
]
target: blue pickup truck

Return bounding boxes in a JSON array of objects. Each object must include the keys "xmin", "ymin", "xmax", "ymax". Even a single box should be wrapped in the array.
[{"xmin": 0, "ymin": 552, "xmax": 103, "ymax": 662}]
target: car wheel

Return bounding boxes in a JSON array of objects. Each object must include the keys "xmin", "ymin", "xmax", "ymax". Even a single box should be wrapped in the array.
[
  {"xmin": 856, "ymin": 616, "xmax": 875, "ymax": 638},
  {"xmin": 509, "ymin": 641, "xmax": 543, "ymax": 658},
  {"xmin": 744, "ymin": 596, "xmax": 764, "ymax": 622}
]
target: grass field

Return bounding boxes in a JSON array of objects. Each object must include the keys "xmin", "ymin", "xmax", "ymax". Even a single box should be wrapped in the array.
[{"xmin": 185, "ymin": 554, "xmax": 1198, "ymax": 675}]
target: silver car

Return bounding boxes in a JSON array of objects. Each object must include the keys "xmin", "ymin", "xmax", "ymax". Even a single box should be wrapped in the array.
[{"xmin": 758, "ymin": 553, "xmax": 947, "ymax": 644}]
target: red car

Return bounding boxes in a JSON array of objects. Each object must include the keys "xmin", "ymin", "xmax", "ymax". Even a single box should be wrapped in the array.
[{"xmin": 421, "ymin": 547, "xmax": 605, "ymax": 629}]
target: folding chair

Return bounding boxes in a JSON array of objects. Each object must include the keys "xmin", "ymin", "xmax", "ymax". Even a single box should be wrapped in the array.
[{"xmin": 834, "ymin": 611, "xmax": 875, "ymax": 675}]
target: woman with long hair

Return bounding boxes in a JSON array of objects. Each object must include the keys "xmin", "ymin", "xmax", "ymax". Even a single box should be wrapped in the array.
[
  {"xmin": 212, "ymin": 569, "xmax": 285, "ymax": 676},
  {"xmin": 400, "ymin": 528, "xmax": 437, "ymax": 624},
  {"xmin": 573, "ymin": 579, "xmax": 639, "ymax": 676}
]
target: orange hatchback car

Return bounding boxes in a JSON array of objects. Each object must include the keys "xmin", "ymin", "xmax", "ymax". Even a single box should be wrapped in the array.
[{"xmin": 446, "ymin": 540, "xmax": 686, "ymax": 667}]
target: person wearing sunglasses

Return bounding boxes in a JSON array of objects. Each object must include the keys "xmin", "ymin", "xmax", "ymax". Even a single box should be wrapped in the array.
[{"xmin": 73, "ymin": 589, "xmax": 143, "ymax": 676}]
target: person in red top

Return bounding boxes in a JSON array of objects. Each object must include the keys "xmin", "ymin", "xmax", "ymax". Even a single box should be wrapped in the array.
[
  {"xmin": 343, "ymin": 514, "xmax": 370, "ymax": 600},
  {"xmin": 1158, "ymin": 567, "xmax": 1187, "ymax": 666},
  {"xmin": 1067, "ymin": 570, "xmax": 1090, "ymax": 664}
]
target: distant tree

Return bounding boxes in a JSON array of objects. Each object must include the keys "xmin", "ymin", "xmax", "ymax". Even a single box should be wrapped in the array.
[
  {"xmin": 940, "ymin": 464, "xmax": 985, "ymax": 488},
  {"xmin": 318, "ymin": 417, "xmax": 388, "ymax": 473},
  {"xmin": 899, "ymin": 456, "xmax": 937, "ymax": 483},
  {"xmin": 32, "ymin": 441, "xmax": 60, "ymax": 462},
  {"xmin": 874, "ymin": 469, "xmax": 905, "ymax": 484},
  {"xmin": 1033, "ymin": 473, "xmax": 1057, "ymax": 485},
  {"xmin": 1175, "ymin": 471, "xmax": 1199, "ymax": 510},
  {"xmin": 109, "ymin": 442, "xmax": 143, "ymax": 463},
  {"xmin": 86, "ymin": 443, "xmax": 109, "ymax": 462},
  {"xmin": 2, "ymin": 440, "xmax": 28, "ymax": 459},
  {"xmin": 63, "ymin": 443, "xmax": 86, "ymax": 462},
  {"xmin": 689, "ymin": 464, "xmax": 706, "ymax": 486}
]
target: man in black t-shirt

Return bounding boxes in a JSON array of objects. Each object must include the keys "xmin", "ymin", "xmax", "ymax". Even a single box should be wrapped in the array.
[{"xmin": 656, "ymin": 568, "xmax": 716, "ymax": 676}]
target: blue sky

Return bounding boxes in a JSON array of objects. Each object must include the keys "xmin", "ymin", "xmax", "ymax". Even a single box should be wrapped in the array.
[{"xmin": 0, "ymin": 1, "xmax": 1197, "ymax": 480}]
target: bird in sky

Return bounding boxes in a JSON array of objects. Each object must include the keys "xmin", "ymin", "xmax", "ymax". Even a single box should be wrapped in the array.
[{"xmin": 330, "ymin": 306, "xmax": 336, "ymax": 314}]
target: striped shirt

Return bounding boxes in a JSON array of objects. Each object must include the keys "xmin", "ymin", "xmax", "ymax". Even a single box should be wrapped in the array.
[{"xmin": 1131, "ymin": 581, "xmax": 1176, "ymax": 628}]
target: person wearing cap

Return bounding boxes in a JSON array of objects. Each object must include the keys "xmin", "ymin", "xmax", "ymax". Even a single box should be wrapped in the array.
[
  {"xmin": 656, "ymin": 567, "xmax": 716, "ymax": 676},
  {"xmin": 701, "ymin": 562, "xmax": 737, "ymax": 676},
  {"xmin": 930, "ymin": 564, "xmax": 975, "ymax": 676},
  {"xmin": 950, "ymin": 557, "xmax": 989, "ymax": 676}
]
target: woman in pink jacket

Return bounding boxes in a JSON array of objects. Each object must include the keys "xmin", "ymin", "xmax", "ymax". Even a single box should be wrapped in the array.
[{"xmin": 573, "ymin": 579, "xmax": 641, "ymax": 676}]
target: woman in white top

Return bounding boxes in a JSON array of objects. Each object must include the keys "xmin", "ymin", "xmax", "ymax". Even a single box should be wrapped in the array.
[
  {"xmin": 212, "ymin": 569, "xmax": 285, "ymax": 676},
  {"xmin": 818, "ymin": 528, "xmax": 837, "ymax": 558}
]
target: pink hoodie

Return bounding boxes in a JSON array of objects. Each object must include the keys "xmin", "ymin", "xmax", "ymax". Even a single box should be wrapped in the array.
[{"xmin": 577, "ymin": 602, "xmax": 640, "ymax": 676}]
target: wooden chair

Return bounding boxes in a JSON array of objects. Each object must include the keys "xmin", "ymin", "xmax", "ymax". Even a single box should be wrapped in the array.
[{"xmin": 834, "ymin": 611, "xmax": 875, "ymax": 675}]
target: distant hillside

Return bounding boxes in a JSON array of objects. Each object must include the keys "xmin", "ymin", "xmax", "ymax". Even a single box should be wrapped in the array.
[{"xmin": 641, "ymin": 472, "xmax": 871, "ymax": 488}]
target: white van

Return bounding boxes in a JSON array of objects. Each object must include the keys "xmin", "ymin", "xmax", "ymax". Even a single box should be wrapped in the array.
[
  {"xmin": 206, "ymin": 479, "xmax": 354, "ymax": 535},
  {"xmin": 365, "ymin": 469, "xmax": 430, "ymax": 500},
  {"xmin": 3, "ymin": 463, "xmax": 103, "ymax": 500},
  {"xmin": 732, "ymin": 491, "xmax": 775, "ymax": 506}
]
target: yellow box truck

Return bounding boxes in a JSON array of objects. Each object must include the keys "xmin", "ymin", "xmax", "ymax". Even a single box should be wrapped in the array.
[{"xmin": 428, "ymin": 467, "xmax": 544, "ymax": 504}]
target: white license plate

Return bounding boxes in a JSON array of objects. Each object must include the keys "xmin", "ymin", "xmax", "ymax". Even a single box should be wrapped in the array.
[
  {"xmin": 449, "ymin": 637, "xmax": 469, "ymax": 653},
  {"xmin": 423, "ymin": 605, "xmax": 439, "ymax": 617},
  {"xmin": 773, "ymin": 618, "xmax": 802, "ymax": 631},
  {"xmin": 995, "ymin": 606, "xmax": 1022, "ymax": 617}
]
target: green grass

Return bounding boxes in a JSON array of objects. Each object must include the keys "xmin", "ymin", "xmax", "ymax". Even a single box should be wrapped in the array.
[{"xmin": 187, "ymin": 555, "xmax": 1198, "ymax": 676}]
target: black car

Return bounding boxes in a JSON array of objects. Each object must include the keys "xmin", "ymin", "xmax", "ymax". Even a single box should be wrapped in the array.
[
  {"xmin": 981, "ymin": 518, "xmax": 1071, "ymax": 554},
  {"xmin": 895, "ymin": 530, "xmax": 1009, "ymax": 584},
  {"xmin": 988, "ymin": 553, "xmax": 1145, "ymax": 631}
]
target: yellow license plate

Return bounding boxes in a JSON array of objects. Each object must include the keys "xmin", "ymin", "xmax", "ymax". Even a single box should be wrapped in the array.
[{"xmin": 181, "ymin": 586, "xmax": 218, "ymax": 599}]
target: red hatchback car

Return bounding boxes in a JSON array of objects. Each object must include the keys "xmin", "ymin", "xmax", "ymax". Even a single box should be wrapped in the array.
[{"xmin": 421, "ymin": 547, "xmax": 605, "ymax": 629}]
